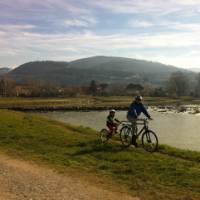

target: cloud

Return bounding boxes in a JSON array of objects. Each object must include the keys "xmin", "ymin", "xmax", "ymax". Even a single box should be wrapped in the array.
[
  {"xmin": 0, "ymin": 24, "xmax": 36, "ymax": 31},
  {"xmin": 1, "ymin": 0, "xmax": 200, "ymax": 68},
  {"xmin": 64, "ymin": 16, "xmax": 97, "ymax": 27},
  {"xmin": 128, "ymin": 20, "xmax": 154, "ymax": 28},
  {"xmin": 127, "ymin": 18, "xmax": 200, "ymax": 33},
  {"xmin": 148, "ymin": 52, "xmax": 200, "ymax": 69},
  {"xmin": 1, "ymin": 24, "xmax": 200, "ymax": 67},
  {"xmin": 0, "ymin": 0, "xmax": 92, "ymax": 26},
  {"xmin": 64, "ymin": 19, "xmax": 90, "ymax": 27},
  {"xmin": 0, "ymin": 0, "xmax": 90, "ymax": 13},
  {"xmin": 172, "ymin": 23, "xmax": 200, "ymax": 31},
  {"xmin": 89, "ymin": 0, "xmax": 200, "ymax": 16}
]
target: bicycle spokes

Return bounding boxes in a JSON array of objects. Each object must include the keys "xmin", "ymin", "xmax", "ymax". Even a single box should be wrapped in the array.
[
  {"xmin": 100, "ymin": 129, "xmax": 109, "ymax": 143},
  {"xmin": 120, "ymin": 126, "xmax": 132, "ymax": 147},
  {"xmin": 142, "ymin": 130, "xmax": 158, "ymax": 152}
]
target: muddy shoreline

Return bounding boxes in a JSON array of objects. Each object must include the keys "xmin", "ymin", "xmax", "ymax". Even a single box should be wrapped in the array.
[
  {"xmin": 2, "ymin": 104, "xmax": 200, "ymax": 115},
  {"xmin": 5, "ymin": 105, "xmax": 128, "ymax": 112}
]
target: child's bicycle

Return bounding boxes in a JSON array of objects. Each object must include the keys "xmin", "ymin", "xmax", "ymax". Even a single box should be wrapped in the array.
[
  {"xmin": 100, "ymin": 122, "xmax": 121, "ymax": 143},
  {"xmin": 120, "ymin": 118, "xmax": 158, "ymax": 152}
]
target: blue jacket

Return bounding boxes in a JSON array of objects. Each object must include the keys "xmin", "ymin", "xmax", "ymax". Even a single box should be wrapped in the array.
[{"xmin": 127, "ymin": 102, "xmax": 150, "ymax": 119}]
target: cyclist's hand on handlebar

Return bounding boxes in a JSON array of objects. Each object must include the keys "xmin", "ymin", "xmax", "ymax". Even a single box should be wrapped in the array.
[{"xmin": 115, "ymin": 119, "xmax": 120, "ymax": 123}]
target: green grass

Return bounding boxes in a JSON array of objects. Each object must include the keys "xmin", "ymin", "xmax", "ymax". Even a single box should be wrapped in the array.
[
  {"xmin": 0, "ymin": 109, "xmax": 200, "ymax": 199},
  {"xmin": 0, "ymin": 96, "xmax": 200, "ymax": 110}
]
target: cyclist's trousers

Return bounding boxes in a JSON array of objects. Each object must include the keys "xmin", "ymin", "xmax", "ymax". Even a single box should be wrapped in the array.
[
  {"xmin": 127, "ymin": 115, "xmax": 137, "ymax": 133},
  {"xmin": 127, "ymin": 115, "xmax": 137, "ymax": 146},
  {"xmin": 107, "ymin": 123, "xmax": 118, "ymax": 134}
]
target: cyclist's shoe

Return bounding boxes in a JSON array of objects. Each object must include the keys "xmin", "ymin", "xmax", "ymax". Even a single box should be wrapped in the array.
[
  {"xmin": 107, "ymin": 133, "xmax": 112, "ymax": 138},
  {"xmin": 134, "ymin": 142, "xmax": 138, "ymax": 148},
  {"xmin": 132, "ymin": 135, "xmax": 138, "ymax": 147}
]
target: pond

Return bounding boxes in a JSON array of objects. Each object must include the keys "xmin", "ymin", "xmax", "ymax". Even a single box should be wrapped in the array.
[{"xmin": 38, "ymin": 110, "xmax": 200, "ymax": 151}]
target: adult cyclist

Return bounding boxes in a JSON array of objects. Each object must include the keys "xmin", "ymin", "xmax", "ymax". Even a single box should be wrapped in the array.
[{"xmin": 127, "ymin": 95, "xmax": 152, "ymax": 147}]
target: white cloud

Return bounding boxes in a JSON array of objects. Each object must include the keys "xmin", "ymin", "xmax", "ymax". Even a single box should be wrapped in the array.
[
  {"xmin": 129, "ymin": 20, "xmax": 154, "ymax": 28},
  {"xmin": 1, "ymin": 25, "xmax": 200, "ymax": 67},
  {"xmin": 0, "ymin": 0, "xmax": 92, "ymax": 25},
  {"xmin": 64, "ymin": 19, "xmax": 89, "ymax": 27},
  {"xmin": 150, "ymin": 53, "xmax": 200, "ymax": 69},
  {"xmin": 1, "ymin": 0, "xmax": 200, "ymax": 68},
  {"xmin": 0, "ymin": 0, "xmax": 90, "ymax": 14},
  {"xmin": 89, "ymin": 0, "xmax": 200, "ymax": 16},
  {"xmin": 176, "ymin": 0, "xmax": 200, "ymax": 6},
  {"xmin": 0, "ymin": 24, "xmax": 35, "ymax": 31},
  {"xmin": 64, "ymin": 16, "xmax": 97, "ymax": 27},
  {"xmin": 172, "ymin": 23, "xmax": 200, "ymax": 31},
  {"xmin": 127, "ymin": 18, "xmax": 200, "ymax": 33}
]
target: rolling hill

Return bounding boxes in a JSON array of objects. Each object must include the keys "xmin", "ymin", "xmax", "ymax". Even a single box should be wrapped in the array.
[{"xmin": 7, "ymin": 56, "xmax": 191, "ymax": 86}]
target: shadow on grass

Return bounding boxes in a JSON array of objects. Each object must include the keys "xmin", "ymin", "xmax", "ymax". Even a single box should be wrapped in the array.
[{"xmin": 72, "ymin": 139, "xmax": 130, "ymax": 156}]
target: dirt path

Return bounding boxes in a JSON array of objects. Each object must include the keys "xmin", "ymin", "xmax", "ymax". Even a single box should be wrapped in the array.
[{"xmin": 0, "ymin": 154, "xmax": 139, "ymax": 200}]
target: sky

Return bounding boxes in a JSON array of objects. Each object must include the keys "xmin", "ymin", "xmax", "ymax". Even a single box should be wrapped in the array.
[{"xmin": 1, "ymin": 0, "xmax": 200, "ymax": 69}]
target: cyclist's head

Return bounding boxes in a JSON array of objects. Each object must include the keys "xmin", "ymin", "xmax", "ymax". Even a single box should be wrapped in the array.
[
  {"xmin": 135, "ymin": 95, "xmax": 143, "ymax": 102},
  {"xmin": 109, "ymin": 109, "xmax": 116, "ymax": 115}
]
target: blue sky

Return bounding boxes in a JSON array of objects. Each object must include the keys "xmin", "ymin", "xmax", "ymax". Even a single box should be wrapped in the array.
[{"xmin": 1, "ymin": 0, "xmax": 200, "ymax": 69}]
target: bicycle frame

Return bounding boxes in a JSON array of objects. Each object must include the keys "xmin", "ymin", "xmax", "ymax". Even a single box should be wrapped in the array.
[
  {"xmin": 120, "ymin": 119, "xmax": 158, "ymax": 152},
  {"xmin": 121, "ymin": 119, "xmax": 149, "ymax": 138},
  {"xmin": 135, "ymin": 119, "xmax": 148, "ymax": 138}
]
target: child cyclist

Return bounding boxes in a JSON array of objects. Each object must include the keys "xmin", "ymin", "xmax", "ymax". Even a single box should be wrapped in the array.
[{"xmin": 106, "ymin": 109, "xmax": 120, "ymax": 137}]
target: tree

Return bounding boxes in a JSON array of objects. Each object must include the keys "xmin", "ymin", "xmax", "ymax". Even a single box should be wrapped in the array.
[
  {"xmin": 100, "ymin": 83, "xmax": 108, "ymax": 91},
  {"xmin": 88, "ymin": 80, "xmax": 97, "ymax": 95},
  {"xmin": 194, "ymin": 73, "xmax": 200, "ymax": 97},
  {"xmin": 0, "ymin": 76, "xmax": 16, "ymax": 96},
  {"xmin": 167, "ymin": 72, "xmax": 189, "ymax": 97},
  {"xmin": 152, "ymin": 87, "xmax": 166, "ymax": 97},
  {"xmin": 125, "ymin": 83, "xmax": 144, "ymax": 96},
  {"xmin": 99, "ymin": 83, "xmax": 108, "ymax": 95},
  {"xmin": 126, "ymin": 83, "xmax": 144, "ymax": 91}
]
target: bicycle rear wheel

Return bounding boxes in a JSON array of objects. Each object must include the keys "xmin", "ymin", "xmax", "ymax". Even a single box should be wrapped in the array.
[
  {"xmin": 100, "ymin": 129, "xmax": 109, "ymax": 143},
  {"xmin": 120, "ymin": 126, "xmax": 132, "ymax": 147},
  {"xmin": 142, "ymin": 130, "xmax": 158, "ymax": 152}
]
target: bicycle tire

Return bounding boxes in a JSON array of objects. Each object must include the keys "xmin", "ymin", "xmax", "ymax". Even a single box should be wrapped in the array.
[
  {"xmin": 142, "ymin": 130, "xmax": 158, "ymax": 152},
  {"xmin": 100, "ymin": 128, "xmax": 109, "ymax": 143},
  {"xmin": 120, "ymin": 126, "xmax": 132, "ymax": 147}
]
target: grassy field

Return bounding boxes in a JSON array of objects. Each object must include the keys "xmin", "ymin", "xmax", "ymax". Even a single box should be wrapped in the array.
[
  {"xmin": 0, "ymin": 109, "xmax": 200, "ymax": 200},
  {"xmin": 0, "ymin": 96, "xmax": 200, "ymax": 111}
]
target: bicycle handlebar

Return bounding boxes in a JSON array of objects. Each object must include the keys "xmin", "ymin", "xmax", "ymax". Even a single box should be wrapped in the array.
[{"xmin": 120, "ymin": 118, "xmax": 152, "ymax": 125}]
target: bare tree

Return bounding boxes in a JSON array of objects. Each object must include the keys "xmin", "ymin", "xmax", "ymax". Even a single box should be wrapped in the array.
[
  {"xmin": 88, "ymin": 80, "xmax": 98, "ymax": 95},
  {"xmin": 194, "ymin": 73, "xmax": 200, "ymax": 97},
  {"xmin": 99, "ymin": 83, "xmax": 108, "ymax": 95},
  {"xmin": 0, "ymin": 76, "xmax": 16, "ymax": 96},
  {"xmin": 167, "ymin": 72, "xmax": 189, "ymax": 97}
]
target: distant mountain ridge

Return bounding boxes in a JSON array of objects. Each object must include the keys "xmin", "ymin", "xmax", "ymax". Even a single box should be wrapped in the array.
[
  {"xmin": 68, "ymin": 56, "xmax": 180, "ymax": 73},
  {"xmin": 7, "ymin": 56, "xmax": 192, "ymax": 86},
  {"xmin": 0, "ymin": 68, "xmax": 10, "ymax": 76},
  {"xmin": 190, "ymin": 68, "xmax": 200, "ymax": 73}
]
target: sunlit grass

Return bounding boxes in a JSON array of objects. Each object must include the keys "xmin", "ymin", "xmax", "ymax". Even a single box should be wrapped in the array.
[
  {"xmin": 0, "ymin": 96, "xmax": 199, "ymax": 110},
  {"xmin": 0, "ymin": 109, "xmax": 200, "ymax": 200}
]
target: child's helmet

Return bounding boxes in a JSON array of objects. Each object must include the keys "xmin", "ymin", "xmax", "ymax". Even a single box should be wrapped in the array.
[{"xmin": 110, "ymin": 109, "xmax": 116, "ymax": 113}]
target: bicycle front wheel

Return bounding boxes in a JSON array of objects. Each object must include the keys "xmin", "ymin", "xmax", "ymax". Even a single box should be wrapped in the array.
[
  {"xmin": 120, "ymin": 126, "xmax": 132, "ymax": 147},
  {"xmin": 100, "ymin": 129, "xmax": 109, "ymax": 143},
  {"xmin": 142, "ymin": 130, "xmax": 158, "ymax": 152}
]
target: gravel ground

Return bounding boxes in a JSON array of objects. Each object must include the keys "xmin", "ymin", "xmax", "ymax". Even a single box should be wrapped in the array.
[{"xmin": 0, "ymin": 154, "xmax": 139, "ymax": 200}]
